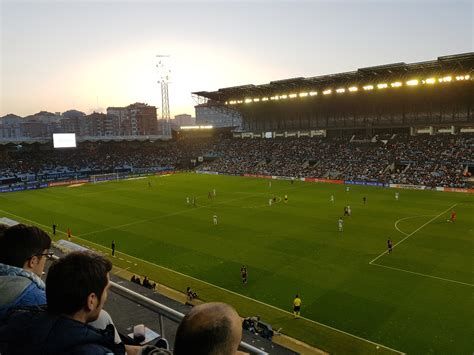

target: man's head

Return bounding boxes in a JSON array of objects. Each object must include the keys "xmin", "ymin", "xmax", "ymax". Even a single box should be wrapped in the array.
[
  {"xmin": 0, "ymin": 224, "xmax": 52, "ymax": 276},
  {"xmin": 46, "ymin": 251, "xmax": 112, "ymax": 323},
  {"xmin": 174, "ymin": 302, "xmax": 243, "ymax": 355}
]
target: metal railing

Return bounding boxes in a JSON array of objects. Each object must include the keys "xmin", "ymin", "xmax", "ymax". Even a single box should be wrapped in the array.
[{"xmin": 111, "ymin": 282, "xmax": 268, "ymax": 355}]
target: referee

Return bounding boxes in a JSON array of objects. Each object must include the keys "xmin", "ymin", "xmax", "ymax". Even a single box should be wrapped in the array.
[{"xmin": 293, "ymin": 294, "xmax": 302, "ymax": 318}]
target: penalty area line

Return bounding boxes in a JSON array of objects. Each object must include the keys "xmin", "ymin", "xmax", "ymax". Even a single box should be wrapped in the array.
[
  {"xmin": 370, "ymin": 203, "xmax": 458, "ymax": 265},
  {"xmin": 393, "ymin": 214, "xmax": 435, "ymax": 236},
  {"xmin": 371, "ymin": 263, "xmax": 473, "ymax": 287}
]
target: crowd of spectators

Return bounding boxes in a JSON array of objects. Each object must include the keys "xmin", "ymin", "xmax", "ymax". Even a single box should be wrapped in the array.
[
  {"xmin": 199, "ymin": 134, "xmax": 473, "ymax": 188},
  {"xmin": 1, "ymin": 133, "xmax": 472, "ymax": 188}
]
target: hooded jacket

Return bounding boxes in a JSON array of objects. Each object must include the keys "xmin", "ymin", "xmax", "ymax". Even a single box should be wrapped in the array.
[
  {"xmin": 0, "ymin": 306, "xmax": 126, "ymax": 355},
  {"xmin": 0, "ymin": 262, "xmax": 46, "ymax": 318}
]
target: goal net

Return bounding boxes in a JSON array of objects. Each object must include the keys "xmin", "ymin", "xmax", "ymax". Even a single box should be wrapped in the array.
[{"xmin": 90, "ymin": 173, "xmax": 120, "ymax": 184}]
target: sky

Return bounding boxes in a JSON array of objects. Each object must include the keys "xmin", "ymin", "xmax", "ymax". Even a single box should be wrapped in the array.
[{"xmin": 0, "ymin": 0, "xmax": 472, "ymax": 118}]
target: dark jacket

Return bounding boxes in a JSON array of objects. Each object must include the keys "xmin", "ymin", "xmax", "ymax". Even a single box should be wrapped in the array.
[{"xmin": 0, "ymin": 306, "xmax": 126, "ymax": 355}]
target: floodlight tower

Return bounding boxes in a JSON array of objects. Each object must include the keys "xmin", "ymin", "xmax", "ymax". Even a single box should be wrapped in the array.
[{"xmin": 156, "ymin": 55, "xmax": 171, "ymax": 137}]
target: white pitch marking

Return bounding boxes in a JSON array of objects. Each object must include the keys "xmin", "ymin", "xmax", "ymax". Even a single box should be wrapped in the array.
[
  {"xmin": 371, "ymin": 262, "xmax": 473, "ymax": 287},
  {"xmin": 393, "ymin": 214, "xmax": 435, "ymax": 236},
  {"xmin": 114, "ymin": 266, "xmax": 131, "ymax": 275},
  {"xmin": 370, "ymin": 203, "xmax": 458, "ymax": 265}
]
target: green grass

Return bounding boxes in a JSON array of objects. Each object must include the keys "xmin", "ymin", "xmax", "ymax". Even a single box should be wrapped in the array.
[{"xmin": 1, "ymin": 173, "xmax": 473, "ymax": 354}]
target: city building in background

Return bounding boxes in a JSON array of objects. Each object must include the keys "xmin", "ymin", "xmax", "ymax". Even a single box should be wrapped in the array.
[{"xmin": 0, "ymin": 102, "xmax": 160, "ymax": 141}]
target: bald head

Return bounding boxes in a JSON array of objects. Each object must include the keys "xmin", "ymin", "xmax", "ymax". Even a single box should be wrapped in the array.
[{"xmin": 174, "ymin": 302, "xmax": 242, "ymax": 355}]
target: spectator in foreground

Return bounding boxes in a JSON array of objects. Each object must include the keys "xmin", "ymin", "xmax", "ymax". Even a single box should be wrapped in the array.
[
  {"xmin": 174, "ymin": 302, "xmax": 248, "ymax": 355},
  {"xmin": 0, "ymin": 224, "xmax": 123, "ymax": 346},
  {"xmin": 0, "ymin": 224, "xmax": 51, "ymax": 317},
  {"xmin": 0, "ymin": 251, "xmax": 132, "ymax": 354}
]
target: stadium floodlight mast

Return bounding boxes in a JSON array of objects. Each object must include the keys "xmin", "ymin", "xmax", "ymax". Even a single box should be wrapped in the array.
[{"xmin": 156, "ymin": 55, "xmax": 171, "ymax": 137}]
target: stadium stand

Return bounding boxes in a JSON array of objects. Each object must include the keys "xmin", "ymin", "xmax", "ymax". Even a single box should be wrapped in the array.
[{"xmin": 1, "ymin": 133, "xmax": 473, "ymax": 189}]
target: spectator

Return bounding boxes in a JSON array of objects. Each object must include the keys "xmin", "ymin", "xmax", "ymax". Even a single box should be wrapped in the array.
[
  {"xmin": 0, "ymin": 224, "xmax": 124, "ymax": 346},
  {"xmin": 0, "ymin": 224, "xmax": 51, "ymax": 318},
  {"xmin": 174, "ymin": 302, "xmax": 247, "ymax": 355},
  {"xmin": 0, "ymin": 251, "xmax": 128, "ymax": 354}
]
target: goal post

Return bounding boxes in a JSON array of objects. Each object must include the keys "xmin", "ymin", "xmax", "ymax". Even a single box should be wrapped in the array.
[{"xmin": 90, "ymin": 173, "xmax": 119, "ymax": 184}]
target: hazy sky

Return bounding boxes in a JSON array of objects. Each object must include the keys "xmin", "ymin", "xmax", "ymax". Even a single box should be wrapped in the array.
[{"xmin": 1, "ymin": 0, "xmax": 472, "ymax": 117}]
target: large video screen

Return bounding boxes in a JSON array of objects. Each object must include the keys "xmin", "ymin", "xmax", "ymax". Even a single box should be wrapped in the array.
[{"xmin": 53, "ymin": 133, "xmax": 76, "ymax": 148}]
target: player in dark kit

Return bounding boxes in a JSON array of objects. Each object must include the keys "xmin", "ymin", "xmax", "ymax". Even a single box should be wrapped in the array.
[
  {"xmin": 344, "ymin": 206, "xmax": 349, "ymax": 216},
  {"xmin": 52, "ymin": 223, "xmax": 57, "ymax": 235},
  {"xmin": 363, "ymin": 196, "xmax": 366, "ymax": 204},
  {"xmin": 240, "ymin": 265, "xmax": 248, "ymax": 285},
  {"xmin": 387, "ymin": 239, "xmax": 393, "ymax": 253},
  {"xmin": 111, "ymin": 240, "xmax": 116, "ymax": 256}
]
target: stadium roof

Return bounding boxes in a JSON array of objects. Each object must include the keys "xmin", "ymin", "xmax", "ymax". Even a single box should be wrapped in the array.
[{"xmin": 193, "ymin": 53, "xmax": 474, "ymax": 102}]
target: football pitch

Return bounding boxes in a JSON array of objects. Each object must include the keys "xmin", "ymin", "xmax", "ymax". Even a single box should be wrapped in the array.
[{"xmin": 1, "ymin": 173, "xmax": 473, "ymax": 354}]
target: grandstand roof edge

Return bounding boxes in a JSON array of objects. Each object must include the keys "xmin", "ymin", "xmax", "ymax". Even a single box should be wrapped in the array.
[{"xmin": 192, "ymin": 53, "xmax": 474, "ymax": 100}]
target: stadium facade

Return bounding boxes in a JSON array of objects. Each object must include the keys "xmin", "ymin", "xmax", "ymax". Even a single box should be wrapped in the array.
[{"xmin": 193, "ymin": 53, "xmax": 473, "ymax": 136}]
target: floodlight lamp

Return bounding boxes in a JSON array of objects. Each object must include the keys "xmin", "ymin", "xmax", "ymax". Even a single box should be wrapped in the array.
[
  {"xmin": 377, "ymin": 83, "xmax": 388, "ymax": 89},
  {"xmin": 289, "ymin": 93, "xmax": 297, "ymax": 98},
  {"xmin": 262, "ymin": 97, "xmax": 269, "ymax": 101},
  {"xmin": 406, "ymin": 79, "xmax": 419, "ymax": 86},
  {"xmin": 253, "ymin": 98, "xmax": 260, "ymax": 102},
  {"xmin": 348, "ymin": 87, "xmax": 358, "ymax": 92},
  {"xmin": 245, "ymin": 98, "xmax": 252, "ymax": 103},
  {"xmin": 455, "ymin": 75, "xmax": 464, "ymax": 81},
  {"xmin": 299, "ymin": 92, "xmax": 308, "ymax": 97},
  {"xmin": 336, "ymin": 88, "xmax": 345, "ymax": 93},
  {"xmin": 363, "ymin": 85, "xmax": 374, "ymax": 91},
  {"xmin": 237, "ymin": 100, "xmax": 243, "ymax": 104},
  {"xmin": 309, "ymin": 91, "xmax": 318, "ymax": 96},
  {"xmin": 280, "ymin": 95, "xmax": 288, "ymax": 99},
  {"xmin": 441, "ymin": 76, "xmax": 452, "ymax": 82},
  {"xmin": 391, "ymin": 82, "xmax": 402, "ymax": 88},
  {"xmin": 465, "ymin": 75, "xmax": 470, "ymax": 80},
  {"xmin": 323, "ymin": 89, "xmax": 332, "ymax": 95},
  {"xmin": 425, "ymin": 78, "xmax": 436, "ymax": 84}
]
